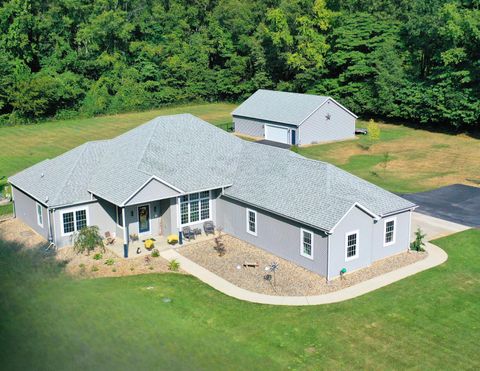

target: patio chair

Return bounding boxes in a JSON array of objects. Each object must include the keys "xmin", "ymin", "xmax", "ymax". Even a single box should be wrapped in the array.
[
  {"xmin": 182, "ymin": 226, "xmax": 195, "ymax": 241},
  {"xmin": 203, "ymin": 221, "xmax": 215, "ymax": 235},
  {"xmin": 104, "ymin": 231, "xmax": 115, "ymax": 245}
]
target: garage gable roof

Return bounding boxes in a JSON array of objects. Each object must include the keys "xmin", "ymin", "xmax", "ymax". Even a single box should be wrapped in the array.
[{"xmin": 232, "ymin": 89, "xmax": 357, "ymax": 126}]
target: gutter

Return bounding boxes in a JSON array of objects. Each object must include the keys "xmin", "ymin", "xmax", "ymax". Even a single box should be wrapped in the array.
[{"xmin": 221, "ymin": 193, "xmax": 330, "ymax": 234}]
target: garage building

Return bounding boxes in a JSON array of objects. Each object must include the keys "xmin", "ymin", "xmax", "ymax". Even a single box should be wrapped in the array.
[{"xmin": 232, "ymin": 89, "xmax": 358, "ymax": 145}]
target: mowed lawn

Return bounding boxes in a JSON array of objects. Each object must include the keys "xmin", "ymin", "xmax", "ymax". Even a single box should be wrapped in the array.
[
  {"xmin": 298, "ymin": 121, "xmax": 480, "ymax": 193},
  {"xmin": 0, "ymin": 229, "xmax": 479, "ymax": 370},
  {"xmin": 0, "ymin": 103, "xmax": 236, "ymax": 178}
]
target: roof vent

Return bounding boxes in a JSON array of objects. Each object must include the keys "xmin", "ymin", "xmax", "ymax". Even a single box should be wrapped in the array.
[
  {"xmin": 45, "ymin": 196, "xmax": 49, "ymax": 203},
  {"xmin": 41, "ymin": 173, "xmax": 44, "ymax": 178}
]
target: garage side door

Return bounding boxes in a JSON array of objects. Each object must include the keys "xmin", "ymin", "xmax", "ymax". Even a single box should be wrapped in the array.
[{"xmin": 265, "ymin": 125, "xmax": 289, "ymax": 144}]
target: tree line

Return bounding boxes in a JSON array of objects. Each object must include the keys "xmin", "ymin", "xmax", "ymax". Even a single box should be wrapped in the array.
[{"xmin": 0, "ymin": 0, "xmax": 479, "ymax": 129}]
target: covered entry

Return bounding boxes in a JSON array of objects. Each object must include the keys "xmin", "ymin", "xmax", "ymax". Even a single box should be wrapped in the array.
[{"xmin": 265, "ymin": 124, "xmax": 289, "ymax": 144}]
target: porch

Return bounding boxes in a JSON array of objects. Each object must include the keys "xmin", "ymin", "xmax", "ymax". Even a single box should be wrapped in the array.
[{"xmin": 106, "ymin": 232, "xmax": 216, "ymax": 259}]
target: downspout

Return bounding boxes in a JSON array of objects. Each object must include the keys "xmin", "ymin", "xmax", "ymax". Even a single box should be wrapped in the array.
[
  {"xmin": 46, "ymin": 207, "xmax": 52, "ymax": 243},
  {"xmin": 122, "ymin": 207, "xmax": 128, "ymax": 258},
  {"xmin": 326, "ymin": 232, "xmax": 331, "ymax": 283},
  {"xmin": 11, "ymin": 187, "xmax": 16, "ymax": 218},
  {"xmin": 51, "ymin": 208, "xmax": 57, "ymax": 247}
]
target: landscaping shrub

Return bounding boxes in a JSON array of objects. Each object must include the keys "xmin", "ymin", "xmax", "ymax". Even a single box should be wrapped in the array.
[
  {"xmin": 151, "ymin": 249, "xmax": 160, "ymax": 258},
  {"xmin": 168, "ymin": 259, "xmax": 180, "ymax": 272},
  {"xmin": 73, "ymin": 226, "xmax": 104, "ymax": 255},
  {"xmin": 410, "ymin": 228, "xmax": 426, "ymax": 252},
  {"xmin": 104, "ymin": 258, "xmax": 115, "ymax": 266},
  {"xmin": 93, "ymin": 253, "xmax": 103, "ymax": 260}
]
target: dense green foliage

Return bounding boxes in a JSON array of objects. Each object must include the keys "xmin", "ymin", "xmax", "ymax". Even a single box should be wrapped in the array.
[
  {"xmin": 0, "ymin": 0, "xmax": 479, "ymax": 129},
  {"xmin": 1, "ymin": 229, "xmax": 479, "ymax": 369}
]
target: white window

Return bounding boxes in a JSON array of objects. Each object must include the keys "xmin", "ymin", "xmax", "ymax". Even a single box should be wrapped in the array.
[
  {"xmin": 61, "ymin": 208, "xmax": 89, "ymax": 236},
  {"xmin": 179, "ymin": 191, "xmax": 210, "ymax": 225},
  {"xmin": 345, "ymin": 230, "xmax": 359, "ymax": 261},
  {"xmin": 384, "ymin": 218, "xmax": 396, "ymax": 246},
  {"xmin": 36, "ymin": 203, "xmax": 43, "ymax": 227},
  {"xmin": 246, "ymin": 209, "xmax": 257, "ymax": 236},
  {"xmin": 300, "ymin": 229, "xmax": 314, "ymax": 259}
]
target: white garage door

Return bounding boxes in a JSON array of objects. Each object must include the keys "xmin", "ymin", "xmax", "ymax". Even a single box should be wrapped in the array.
[{"xmin": 265, "ymin": 125, "xmax": 289, "ymax": 144}]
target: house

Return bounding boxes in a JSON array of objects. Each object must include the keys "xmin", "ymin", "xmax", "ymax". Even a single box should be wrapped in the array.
[
  {"xmin": 9, "ymin": 114, "xmax": 416, "ymax": 280},
  {"xmin": 232, "ymin": 89, "xmax": 357, "ymax": 145}
]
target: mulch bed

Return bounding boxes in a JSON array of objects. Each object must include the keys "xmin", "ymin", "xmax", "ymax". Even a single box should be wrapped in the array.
[{"xmin": 177, "ymin": 234, "xmax": 428, "ymax": 296}]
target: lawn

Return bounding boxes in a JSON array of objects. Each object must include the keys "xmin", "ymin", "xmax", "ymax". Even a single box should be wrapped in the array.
[
  {"xmin": 298, "ymin": 121, "xmax": 480, "ymax": 193},
  {"xmin": 0, "ymin": 102, "xmax": 235, "ymax": 179},
  {"xmin": 0, "ymin": 229, "xmax": 479, "ymax": 370}
]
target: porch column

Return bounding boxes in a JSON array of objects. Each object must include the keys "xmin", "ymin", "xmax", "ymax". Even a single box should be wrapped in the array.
[{"xmin": 122, "ymin": 207, "xmax": 129, "ymax": 258}]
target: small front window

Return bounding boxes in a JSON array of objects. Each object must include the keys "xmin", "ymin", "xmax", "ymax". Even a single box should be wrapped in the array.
[
  {"xmin": 300, "ymin": 229, "xmax": 313, "ymax": 259},
  {"xmin": 76, "ymin": 210, "xmax": 87, "ymax": 231},
  {"xmin": 246, "ymin": 209, "xmax": 257, "ymax": 236},
  {"xmin": 62, "ymin": 208, "xmax": 88, "ymax": 235},
  {"xmin": 36, "ymin": 203, "xmax": 43, "ymax": 227},
  {"xmin": 63, "ymin": 212, "xmax": 75, "ymax": 234},
  {"xmin": 346, "ymin": 231, "xmax": 359, "ymax": 261},
  {"xmin": 384, "ymin": 219, "xmax": 395, "ymax": 245}
]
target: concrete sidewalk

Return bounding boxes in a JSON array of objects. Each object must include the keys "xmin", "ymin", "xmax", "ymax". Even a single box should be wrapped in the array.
[
  {"xmin": 161, "ymin": 241, "xmax": 447, "ymax": 306},
  {"xmin": 160, "ymin": 213, "xmax": 467, "ymax": 306}
]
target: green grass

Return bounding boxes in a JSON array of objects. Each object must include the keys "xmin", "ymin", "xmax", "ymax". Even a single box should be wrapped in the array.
[
  {"xmin": 298, "ymin": 120, "xmax": 480, "ymax": 193},
  {"xmin": 0, "ymin": 102, "xmax": 235, "ymax": 178},
  {"xmin": 1, "ymin": 229, "xmax": 479, "ymax": 370}
]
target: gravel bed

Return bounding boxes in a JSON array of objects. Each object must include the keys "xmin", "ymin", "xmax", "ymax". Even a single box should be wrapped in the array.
[
  {"xmin": 1, "ymin": 219, "xmax": 185, "ymax": 279},
  {"xmin": 178, "ymin": 234, "xmax": 428, "ymax": 296}
]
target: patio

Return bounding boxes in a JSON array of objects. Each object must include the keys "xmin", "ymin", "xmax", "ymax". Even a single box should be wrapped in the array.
[{"xmin": 106, "ymin": 232, "xmax": 216, "ymax": 259}]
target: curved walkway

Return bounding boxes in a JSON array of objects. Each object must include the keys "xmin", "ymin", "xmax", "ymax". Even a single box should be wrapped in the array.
[
  {"xmin": 161, "ymin": 213, "xmax": 468, "ymax": 306},
  {"xmin": 161, "ymin": 241, "xmax": 447, "ymax": 306}
]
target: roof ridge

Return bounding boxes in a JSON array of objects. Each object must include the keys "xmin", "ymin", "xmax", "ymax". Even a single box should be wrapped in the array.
[
  {"xmin": 50, "ymin": 142, "xmax": 91, "ymax": 204},
  {"xmin": 136, "ymin": 118, "xmax": 161, "ymax": 173}
]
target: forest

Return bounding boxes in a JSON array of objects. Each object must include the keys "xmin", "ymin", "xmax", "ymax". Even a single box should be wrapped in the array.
[{"xmin": 0, "ymin": 0, "xmax": 478, "ymax": 129}]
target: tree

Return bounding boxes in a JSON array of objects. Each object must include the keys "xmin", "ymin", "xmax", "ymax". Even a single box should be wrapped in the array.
[
  {"xmin": 367, "ymin": 119, "xmax": 381, "ymax": 142},
  {"xmin": 73, "ymin": 226, "xmax": 104, "ymax": 255}
]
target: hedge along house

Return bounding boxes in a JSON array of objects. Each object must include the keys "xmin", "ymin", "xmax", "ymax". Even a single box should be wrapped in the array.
[
  {"xmin": 232, "ymin": 89, "xmax": 357, "ymax": 145},
  {"xmin": 9, "ymin": 114, "xmax": 416, "ymax": 280}
]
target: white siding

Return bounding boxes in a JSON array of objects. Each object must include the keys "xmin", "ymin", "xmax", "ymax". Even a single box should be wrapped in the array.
[
  {"xmin": 298, "ymin": 99, "xmax": 355, "ymax": 145},
  {"xmin": 233, "ymin": 116, "xmax": 265, "ymax": 138}
]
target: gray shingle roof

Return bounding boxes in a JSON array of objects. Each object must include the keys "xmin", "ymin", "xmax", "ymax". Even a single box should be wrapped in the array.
[
  {"xmin": 224, "ymin": 143, "xmax": 415, "ymax": 231},
  {"xmin": 232, "ymin": 89, "xmax": 332, "ymax": 126},
  {"xmin": 9, "ymin": 113, "xmax": 415, "ymax": 231}
]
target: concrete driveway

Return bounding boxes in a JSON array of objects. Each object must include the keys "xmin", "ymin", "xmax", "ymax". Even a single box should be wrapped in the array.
[
  {"xmin": 402, "ymin": 184, "xmax": 480, "ymax": 227},
  {"xmin": 411, "ymin": 212, "xmax": 470, "ymax": 241},
  {"xmin": 255, "ymin": 139, "xmax": 291, "ymax": 149}
]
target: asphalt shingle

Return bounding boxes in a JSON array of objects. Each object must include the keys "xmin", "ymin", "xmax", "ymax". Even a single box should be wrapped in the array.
[
  {"xmin": 9, "ymin": 114, "xmax": 415, "ymax": 230},
  {"xmin": 231, "ymin": 89, "xmax": 331, "ymax": 125}
]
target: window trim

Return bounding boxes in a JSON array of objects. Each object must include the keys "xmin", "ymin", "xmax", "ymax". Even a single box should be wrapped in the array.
[
  {"xmin": 384, "ymin": 217, "xmax": 396, "ymax": 247},
  {"xmin": 60, "ymin": 206, "xmax": 90, "ymax": 236},
  {"xmin": 345, "ymin": 230, "xmax": 359, "ymax": 262},
  {"xmin": 36, "ymin": 202, "xmax": 43, "ymax": 228},
  {"xmin": 246, "ymin": 208, "xmax": 257, "ymax": 236},
  {"xmin": 300, "ymin": 228, "xmax": 314, "ymax": 260},
  {"xmin": 177, "ymin": 191, "xmax": 212, "ymax": 227}
]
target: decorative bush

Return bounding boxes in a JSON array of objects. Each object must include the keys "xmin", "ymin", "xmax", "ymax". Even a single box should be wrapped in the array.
[
  {"xmin": 104, "ymin": 258, "xmax": 114, "ymax": 266},
  {"xmin": 73, "ymin": 226, "xmax": 104, "ymax": 255},
  {"xmin": 91, "ymin": 265, "xmax": 99, "ymax": 272},
  {"xmin": 93, "ymin": 253, "xmax": 103, "ymax": 260},
  {"xmin": 168, "ymin": 259, "xmax": 180, "ymax": 272},
  {"xmin": 410, "ymin": 228, "xmax": 426, "ymax": 252},
  {"xmin": 151, "ymin": 249, "xmax": 160, "ymax": 258}
]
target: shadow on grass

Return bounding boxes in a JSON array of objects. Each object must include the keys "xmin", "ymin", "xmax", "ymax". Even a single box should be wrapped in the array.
[{"xmin": 0, "ymin": 235, "xmax": 69, "ymax": 282}]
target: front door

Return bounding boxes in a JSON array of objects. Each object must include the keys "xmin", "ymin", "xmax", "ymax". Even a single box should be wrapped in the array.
[{"xmin": 138, "ymin": 205, "xmax": 150, "ymax": 234}]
